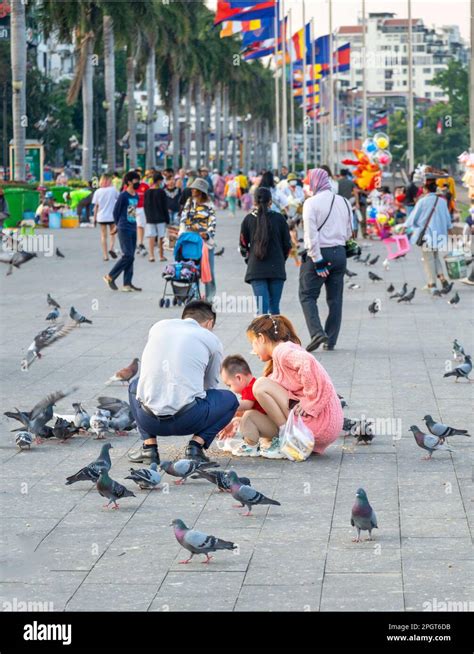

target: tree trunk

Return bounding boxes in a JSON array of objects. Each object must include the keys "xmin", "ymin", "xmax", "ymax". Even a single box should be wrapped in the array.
[
  {"xmin": 126, "ymin": 55, "xmax": 137, "ymax": 169},
  {"xmin": 243, "ymin": 121, "xmax": 249, "ymax": 173},
  {"xmin": 10, "ymin": 0, "xmax": 26, "ymax": 181},
  {"xmin": 194, "ymin": 78, "xmax": 202, "ymax": 170},
  {"xmin": 214, "ymin": 83, "xmax": 222, "ymax": 173},
  {"xmin": 82, "ymin": 37, "xmax": 94, "ymax": 180},
  {"xmin": 146, "ymin": 46, "xmax": 156, "ymax": 169},
  {"xmin": 264, "ymin": 119, "xmax": 270, "ymax": 169},
  {"xmin": 222, "ymin": 84, "xmax": 229, "ymax": 173},
  {"xmin": 203, "ymin": 89, "xmax": 211, "ymax": 168},
  {"xmin": 184, "ymin": 82, "xmax": 193, "ymax": 169},
  {"xmin": 103, "ymin": 15, "xmax": 116, "ymax": 172},
  {"xmin": 171, "ymin": 70, "xmax": 180, "ymax": 170}
]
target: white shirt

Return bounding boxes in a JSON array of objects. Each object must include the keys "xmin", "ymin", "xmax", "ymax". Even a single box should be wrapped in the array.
[
  {"xmin": 303, "ymin": 189, "xmax": 353, "ymax": 262},
  {"xmin": 137, "ymin": 318, "xmax": 223, "ymax": 415},
  {"xmin": 93, "ymin": 186, "xmax": 119, "ymax": 223}
]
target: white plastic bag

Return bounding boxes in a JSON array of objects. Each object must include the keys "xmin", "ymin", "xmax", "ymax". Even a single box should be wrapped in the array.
[{"xmin": 279, "ymin": 409, "xmax": 314, "ymax": 462}]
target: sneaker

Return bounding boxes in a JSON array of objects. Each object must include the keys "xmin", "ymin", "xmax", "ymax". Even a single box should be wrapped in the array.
[
  {"xmin": 103, "ymin": 275, "xmax": 118, "ymax": 291},
  {"xmin": 130, "ymin": 284, "xmax": 142, "ymax": 292},
  {"xmin": 185, "ymin": 442, "xmax": 213, "ymax": 464},
  {"xmin": 461, "ymin": 277, "xmax": 474, "ymax": 286},
  {"xmin": 232, "ymin": 441, "xmax": 260, "ymax": 457},
  {"xmin": 109, "ymin": 250, "xmax": 118, "ymax": 259},
  {"xmin": 261, "ymin": 436, "xmax": 285, "ymax": 459},
  {"xmin": 121, "ymin": 285, "xmax": 134, "ymax": 292},
  {"xmin": 128, "ymin": 446, "xmax": 159, "ymax": 464},
  {"xmin": 306, "ymin": 333, "xmax": 328, "ymax": 353}
]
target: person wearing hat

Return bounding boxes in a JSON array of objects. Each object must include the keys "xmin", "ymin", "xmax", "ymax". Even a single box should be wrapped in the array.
[
  {"xmin": 179, "ymin": 178, "xmax": 217, "ymax": 302},
  {"xmin": 35, "ymin": 191, "xmax": 56, "ymax": 226}
]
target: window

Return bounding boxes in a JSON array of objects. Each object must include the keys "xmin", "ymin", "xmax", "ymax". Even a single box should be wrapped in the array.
[
  {"xmin": 423, "ymin": 67, "xmax": 431, "ymax": 73},
  {"xmin": 402, "ymin": 81, "xmax": 407, "ymax": 86},
  {"xmin": 425, "ymin": 92, "xmax": 431, "ymax": 98},
  {"xmin": 435, "ymin": 91, "xmax": 445, "ymax": 97}
]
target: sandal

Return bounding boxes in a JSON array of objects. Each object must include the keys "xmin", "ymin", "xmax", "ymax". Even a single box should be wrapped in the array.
[
  {"xmin": 148, "ymin": 258, "xmax": 156, "ymax": 263},
  {"xmin": 160, "ymin": 256, "xmax": 168, "ymax": 262},
  {"xmin": 103, "ymin": 257, "xmax": 109, "ymax": 261}
]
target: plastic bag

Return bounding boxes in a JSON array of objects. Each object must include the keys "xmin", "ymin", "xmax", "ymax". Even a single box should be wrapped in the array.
[{"xmin": 279, "ymin": 409, "xmax": 314, "ymax": 462}]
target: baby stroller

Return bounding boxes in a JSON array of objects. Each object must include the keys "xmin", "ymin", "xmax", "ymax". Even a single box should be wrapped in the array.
[{"xmin": 160, "ymin": 231, "xmax": 202, "ymax": 307}]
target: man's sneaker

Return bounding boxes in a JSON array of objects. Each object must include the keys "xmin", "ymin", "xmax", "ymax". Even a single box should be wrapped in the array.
[
  {"xmin": 103, "ymin": 275, "xmax": 118, "ymax": 291},
  {"xmin": 109, "ymin": 250, "xmax": 118, "ymax": 259},
  {"xmin": 128, "ymin": 446, "xmax": 159, "ymax": 464},
  {"xmin": 130, "ymin": 284, "xmax": 142, "ymax": 292},
  {"xmin": 261, "ymin": 437, "xmax": 285, "ymax": 459},
  {"xmin": 121, "ymin": 285, "xmax": 134, "ymax": 292},
  {"xmin": 137, "ymin": 244, "xmax": 147, "ymax": 256},
  {"xmin": 461, "ymin": 277, "xmax": 474, "ymax": 286},
  {"xmin": 232, "ymin": 441, "xmax": 260, "ymax": 457},
  {"xmin": 185, "ymin": 442, "xmax": 213, "ymax": 464},
  {"xmin": 306, "ymin": 333, "xmax": 328, "ymax": 353}
]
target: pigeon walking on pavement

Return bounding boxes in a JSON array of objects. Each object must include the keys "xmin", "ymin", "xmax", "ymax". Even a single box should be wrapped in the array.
[
  {"xmin": 368, "ymin": 271, "xmax": 383, "ymax": 282},
  {"xmin": 443, "ymin": 355, "xmax": 472, "ymax": 382},
  {"xmin": 368, "ymin": 300, "xmax": 381, "ymax": 316},
  {"xmin": 45, "ymin": 307, "xmax": 60, "ymax": 323},
  {"xmin": 159, "ymin": 459, "xmax": 217, "ymax": 485},
  {"xmin": 106, "ymin": 358, "xmax": 139, "ymax": 385},
  {"xmin": 398, "ymin": 287, "xmax": 416, "ymax": 303},
  {"xmin": 423, "ymin": 415, "xmax": 470, "ymax": 440},
  {"xmin": 47, "ymin": 293, "xmax": 60, "ymax": 309},
  {"xmin": 448, "ymin": 292, "xmax": 460, "ymax": 306},
  {"xmin": 55, "ymin": 247, "xmax": 65, "ymax": 258},
  {"xmin": 52, "ymin": 417, "xmax": 79, "ymax": 442},
  {"xmin": 96, "ymin": 397, "xmax": 135, "ymax": 435},
  {"xmin": 409, "ymin": 425, "xmax": 454, "ymax": 460},
  {"xmin": 191, "ymin": 468, "xmax": 251, "ymax": 492},
  {"xmin": 390, "ymin": 283, "xmax": 407, "ymax": 300},
  {"xmin": 125, "ymin": 463, "xmax": 162, "ymax": 490},
  {"xmin": 171, "ymin": 518, "xmax": 237, "ymax": 564},
  {"xmin": 359, "ymin": 253, "xmax": 370, "ymax": 264},
  {"xmin": 15, "ymin": 431, "xmax": 34, "ymax": 450},
  {"xmin": 345, "ymin": 269, "xmax": 357, "ymax": 278},
  {"xmin": 367, "ymin": 255, "xmax": 379, "ymax": 266},
  {"xmin": 351, "ymin": 488, "xmax": 378, "ymax": 542},
  {"xmin": 452, "ymin": 339, "xmax": 465, "ymax": 360},
  {"xmin": 89, "ymin": 409, "xmax": 111, "ymax": 439},
  {"xmin": 440, "ymin": 281, "xmax": 454, "ymax": 295},
  {"xmin": 349, "ymin": 420, "xmax": 375, "ymax": 445},
  {"xmin": 69, "ymin": 306, "xmax": 93, "ymax": 325},
  {"xmin": 65, "ymin": 443, "xmax": 113, "ymax": 485},
  {"xmin": 226, "ymin": 471, "xmax": 281, "ymax": 516},
  {"xmin": 386, "ymin": 283, "xmax": 395, "ymax": 293},
  {"xmin": 72, "ymin": 402, "xmax": 90, "ymax": 430},
  {"xmin": 96, "ymin": 469, "xmax": 135, "ymax": 509}
]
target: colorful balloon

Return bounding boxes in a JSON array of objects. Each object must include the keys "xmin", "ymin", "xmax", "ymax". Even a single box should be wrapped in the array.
[
  {"xmin": 368, "ymin": 206, "xmax": 378, "ymax": 219},
  {"xmin": 377, "ymin": 214, "xmax": 388, "ymax": 224},
  {"xmin": 374, "ymin": 149, "xmax": 392, "ymax": 166},
  {"xmin": 363, "ymin": 138, "xmax": 377, "ymax": 154},
  {"xmin": 374, "ymin": 132, "xmax": 389, "ymax": 149}
]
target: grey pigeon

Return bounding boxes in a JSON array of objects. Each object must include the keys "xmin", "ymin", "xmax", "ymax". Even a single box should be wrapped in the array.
[
  {"xmin": 443, "ymin": 355, "xmax": 472, "ymax": 382},
  {"xmin": 359, "ymin": 253, "xmax": 370, "ymax": 264},
  {"xmin": 72, "ymin": 402, "xmax": 90, "ymax": 430},
  {"xmin": 348, "ymin": 283, "xmax": 360, "ymax": 290},
  {"xmin": 345, "ymin": 269, "xmax": 357, "ymax": 277},
  {"xmin": 448, "ymin": 292, "xmax": 460, "ymax": 306},
  {"xmin": 171, "ymin": 518, "xmax": 237, "ymax": 564},
  {"xmin": 55, "ymin": 247, "xmax": 65, "ymax": 258},
  {"xmin": 69, "ymin": 306, "xmax": 92, "ymax": 325},
  {"xmin": 159, "ymin": 459, "xmax": 216, "ymax": 484},
  {"xmin": 409, "ymin": 425, "xmax": 454, "ymax": 460},
  {"xmin": 440, "ymin": 281, "xmax": 454, "ymax": 295},
  {"xmin": 96, "ymin": 468, "xmax": 135, "ymax": 509},
  {"xmin": 0, "ymin": 250, "xmax": 36, "ymax": 275},
  {"xmin": 338, "ymin": 394, "xmax": 347, "ymax": 409},
  {"xmin": 368, "ymin": 300, "xmax": 380, "ymax": 316},
  {"xmin": 125, "ymin": 463, "xmax": 162, "ymax": 489},
  {"xmin": 390, "ymin": 283, "xmax": 407, "ymax": 300},
  {"xmin": 65, "ymin": 443, "xmax": 113, "ymax": 485},
  {"xmin": 47, "ymin": 293, "xmax": 60, "ymax": 309},
  {"xmin": 89, "ymin": 409, "xmax": 111, "ymax": 439},
  {"xmin": 367, "ymin": 255, "xmax": 379, "ymax": 266},
  {"xmin": 45, "ymin": 307, "xmax": 60, "ymax": 323},
  {"xmin": 351, "ymin": 488, "xmax": 378, "ymax": 542},
  {"xmin": 106, "ymin": 358, "xmax": 139, "ymax": 385},
  {"xmin": 452, "ymin": 339, "xmax": 465, "ymax": 360},
  {"xmin": 52, "ymin": 417, "xmax": 79, "ymax": 442},
  {"xmin": 368, "ymin": 271, "xmax": 383, "ymax": 282},
  {"xmin": 431, "ymin": 289, "xmax": 443, "ymax": 297},
  {"xmin": 423, "ymin": 415, "xmax": 470, "ymax": 440},
  {"xmin": 97, "ymin": 397, "xmax": 135, "ymax": 434},
  {"xmin": 398, "ymin": 287, "xmax": 416, "ymax": 303},
  {"xmin": 191, "ymin": 468, "xmax": 251, "ymax": 492},
  {"xmin": 15, "ymin": 431, "xmax": 33, "ymax": 450},
  {"xmin": 386, "ymin": 283, "xmax": 394, "ymax": 293},
  {"xmin": 349, "ymin": 420, "xmax": 375, "ymax": 445},
  {"xmin": 21, "ymin": 321, "xmax": 79, "ymax": 369},
  {"xmin": 226, "ymin": 470, "xmax": 281, "ymax": 516}
]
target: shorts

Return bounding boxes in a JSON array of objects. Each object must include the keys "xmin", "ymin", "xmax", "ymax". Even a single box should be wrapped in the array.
[
  {"xmin": 136, "ymin": 207, "xmax": 146, "ymax": 228},
  {"xmin": 145, "ymin": 223, "xmax": 166, "ymax": 239}
]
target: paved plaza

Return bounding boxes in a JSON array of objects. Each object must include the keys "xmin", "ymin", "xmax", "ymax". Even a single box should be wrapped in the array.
[{"xmin": 0, "ymin": 210, "xmax": 473, "ymax": 612}]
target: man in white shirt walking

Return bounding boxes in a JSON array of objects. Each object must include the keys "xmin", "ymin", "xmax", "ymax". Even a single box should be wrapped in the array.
[
  {"xmin": 127, "ymin": 300, "xmax": 239, "ymax": 464},
  {"xmin": 299, "ymin": 168, "xmax": 353, "ymax": 352}
]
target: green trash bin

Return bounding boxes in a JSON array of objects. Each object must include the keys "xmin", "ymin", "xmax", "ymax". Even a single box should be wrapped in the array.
[
  {"xmin": 3, "ymin": 188, "xmax": 40, "ymax": 228},
  {"xmin": 50, "ymin": 186, "xmax": 72, "ymax": 203}
]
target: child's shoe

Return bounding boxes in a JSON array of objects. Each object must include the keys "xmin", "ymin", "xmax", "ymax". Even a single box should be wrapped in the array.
[
  {"xmin": 232, "ymin": 441, "xmax": 260, "ymax": 457},
  {"xmin": 261, "ymin": 436, "xmax": 285, "ymax": 459}
]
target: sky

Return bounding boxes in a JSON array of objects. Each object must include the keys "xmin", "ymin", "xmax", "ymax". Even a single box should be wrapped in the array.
[{"xmin": 208, "ymin": 1, "xmax": 471, "ymax": 42}]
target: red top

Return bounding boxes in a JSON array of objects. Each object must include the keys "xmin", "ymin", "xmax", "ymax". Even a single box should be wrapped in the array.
[
  {"xmin": 136, "ymin": 182, "xmax": 150, "ymax": 208},
  {"xmin": 241, "ymin": 377, "xmax": 266, "ymax": 414}
]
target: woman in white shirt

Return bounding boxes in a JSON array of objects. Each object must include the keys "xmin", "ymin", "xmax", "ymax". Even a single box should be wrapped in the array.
[{"xmin": 93, "ymin": 174, "xmax": 119, "ymax": 261}]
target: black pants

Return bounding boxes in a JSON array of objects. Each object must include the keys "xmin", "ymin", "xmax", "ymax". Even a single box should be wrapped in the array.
[{"xmin": 299, "ymin": 245, "xmax": 346, "ymax": 348}]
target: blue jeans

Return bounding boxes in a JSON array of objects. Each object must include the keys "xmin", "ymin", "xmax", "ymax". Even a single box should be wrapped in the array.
[
  {"xmin": 109, "ymin": 229, "xmax": 136, "ymax": 286},
  {"xmin": 250, "ymin": 279, "xmax": 285, "ymax": 314},
  {"xmin": 128, "ymin": 378, "xmax": 238, "ymax": 449}
]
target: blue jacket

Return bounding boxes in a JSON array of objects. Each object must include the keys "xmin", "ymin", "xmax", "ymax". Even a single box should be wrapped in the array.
[{"xmin": 405, "ymin": 193, "xmax": 451, "ymax": 249}]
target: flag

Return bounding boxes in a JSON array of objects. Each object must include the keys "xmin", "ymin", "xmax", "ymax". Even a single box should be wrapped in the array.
[
  {"xmin": 220, "ymin": 19, "xmax": 262, "ymax": 38},
  {"xmin": 241, "ymin": 17, "xmax": 274, "ymax": 46},
  {"xmin": 290, "ymin": 23, "xmax": 311, "ymax": 63},
  {"xmin": 436, "ymin": 118, "xmax": 443, "ymax": 135},
  {"xmin": 214, "ymin": 0, "xmax": 276, "ymax": 26},
  {"xmin": 293, "ymin": 84, "xmax": 319, "ymax": 97},
  {"xmin": 243, "ymin": 39, "xmax": 277, "ymax": 59},
  {"xmin": 416, "ymin": 118, "xmax": 424, "ymax": 129},
  {"xmin": 373, "ymin": 114, "xmax": 388, "ymax": 129},
  {"xmin": 293, "ymin": 64, "xmax": 322, "ymax": 85},
  {"xmin": 320, "ymin": 42, "xmax": 351, "ymax": 76}
]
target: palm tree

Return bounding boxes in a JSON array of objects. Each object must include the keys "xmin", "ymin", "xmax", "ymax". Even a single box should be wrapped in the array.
[
  {"xmin": 10, "ymin": 0, "xmax": 26, "ymax": 181},
  {"xmin": 102, "ymin": 12, "xmax": 116, "ymax": 171}
]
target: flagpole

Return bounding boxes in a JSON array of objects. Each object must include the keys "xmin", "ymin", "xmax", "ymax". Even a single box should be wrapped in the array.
[
  {"xmin": 289, "ymin": 8, "xmax": 296, "ymax": 170},
  {"xmin": 302, "ymin": 0, "xmax": 307, "ymax": 172},
  {"xmin": 328, "ymin": 0, "xmax": 334, "ymax": 171},
  {"xmin": 361, "ymin": 0, "xmax": 368, "ymax": 141},
  {"xmin": 407, "ymin": 0, "xmax": 415, "ymax": 171},
  {"xmin": 274, "ymin": 3, "xmax": 280, "ymax": 169},
  {"xmin": 281, "ymin": 0, "xmax": 288, "ymax": 167},
  {"xmin": 311, "ymin": 18, "xmax": 317, "ymax": 166},
  {"xmin": 334, "ymin": 31, "xmax": 340, "ymax": 173}
]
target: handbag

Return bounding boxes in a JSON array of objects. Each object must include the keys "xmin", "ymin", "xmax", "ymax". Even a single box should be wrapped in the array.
[
  {"xmin": 342, "ymin": 199, "xmax": 361, "ymax": 258},
  {"xmin": 415, "ymin": 196, "xmax": 439, "ymax": 247}
]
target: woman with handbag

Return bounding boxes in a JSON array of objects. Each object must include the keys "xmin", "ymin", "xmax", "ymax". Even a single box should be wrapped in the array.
[{"xmin": 404, "ymin": 179, "xmax": 452, "ymax": 294}]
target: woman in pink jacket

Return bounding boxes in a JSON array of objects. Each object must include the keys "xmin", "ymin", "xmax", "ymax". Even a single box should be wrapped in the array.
[{"xmin": 246, "ymin": 314, "xmax": 343, "ymax": 458}]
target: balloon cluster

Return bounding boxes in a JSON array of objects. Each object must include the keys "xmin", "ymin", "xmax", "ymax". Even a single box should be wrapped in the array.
[{"xmin": 362, "ymin": 133, "xmax": 392, "ymax": 167}]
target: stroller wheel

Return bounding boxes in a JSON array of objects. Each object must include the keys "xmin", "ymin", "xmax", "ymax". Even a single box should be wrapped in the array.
[
  {"xmin": 172, "ymin": 297, "xmax": 177, "ymax": 306},
  {"xmin": 159, "ymin": 298, "xmax": 165, "ymax": 308},
  {"xmin": 165, "ymin": 298, "xmax": 171, "ymax": 308}
]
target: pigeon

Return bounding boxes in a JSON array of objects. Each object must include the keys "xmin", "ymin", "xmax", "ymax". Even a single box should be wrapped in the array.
[
  {"xmin": 21, "ymin": 321, "xmax": 79, "ymax": 369},
  {"xmin": 0, "ymin": 250, "xmax": 37, "ymax": 275},
  {"xmin": 368, "ymin": 271, "xmax": 383, "ymax": 282},
  {"xmin": 125, "ymin": 462, "xmax": 162, "ymax": 490},
  {"xmin": 367, "ymin": 255, "xmax": 379, "ymax": 266},
  {"xmin": 96, "ymin": 397, "xmax": 135, "ymax": 434},
  {"xmin": 52, "ymin": 417, "xmax": 79, "ymax": 442},
  {"xmin": 72, "ymin": 402, "xmax": 90, "ymax": 430},
  {"xmin": 452, "ymin": 339, "xmax": 465, "ymax": 360},
  {"xmin": 171, "ymin": 518, "xmax": 237, "ymax": 564},
  {"xmin": 15, "ymin": 431, "xmax": 33, "ymax": 450},
  {"xmin": 409, "ymin": 425, "xmax": 454, "ymax": 460},
  {"xmin": 69, "ymin": 306, "xmax": 92, "ymax": 325},
  {"xmin": 448, "ymin": 292, "xmax": 460, "ymax": 306},
  {"xmin": 345, "ymin": 269, "xmax": 357, "ymax": 277},
  {"xmin": 368, "ymin": 299, "xmax": 381, "ymax": 316},
  {"xmin": 47, "ymin": 293, "xmax": 60, "ymax": 309},
  {"xmin": 65, "ymin": 443, "xmax": 113, "ymax": 485},
  {"xmin": 440, "ymin": 281, "xmax": 454, "ymax": 295},
  {"xmin": 338, "ymin": 394, "xmax": 347, "ymax": 409},
  {"xmin": 352, "ymin": 254, "xmax": 361, "ymax": 262},
  {"xmin": 226, "ymin": 470, "xmax": 281, "ymax": 516},
  {"xmin": 359, "ymin": 253, "xmax": 370, "ymax": 264},
  {"xmin": 215, "ymin": 247, "xmax": 225, "ymax": 256},
  {"xmin": 349, "ymin": 420, "xmax": 375, "ymax": 445},
  {"xmin": 390, "ymin": 283, "xmax": 407, "ymax": 300},
  {"xmin": 45, "ymin": 307, "xmax": 60, "ymax": 323},
  {"xmin": 159, "ymin": 459, "xmax": 216, "ymax": 485},
  {"xmin": 4, "ymin": 388, "xmax": 77, "ymax": 444},
  {"xmin": 106, "ymin": 358, "xmax": 139, "ymax": 385},
  {"xmin": 191, "ymin": 468, "xmax": 251, "ymax": 492},
  {"xmin": 343, "ymin": 417, "xmax": 357, "ymax": 432},
  {"xmin": 89, "ymin": 409, "xmax": 111, "ymax": 439},
  {"xmin": 55, "ymin": 247, "xmax": 65, "ymax": 258},
  {"xmin": 351, "ymin": 488, "xmax": 378, "ymax": 542},
  {"xmin": 386, "ymin": 283, "xmax": 395, "ymax": 293},
  {"xmin": 398, "ymin": 287, "xmax": 416, "ymax": 303},
  {"xmin": 431, "ymin": 289, "xmax": 442, "ymax": 297},
  {"xmin": 382, "ymin": 258, "xmax": 390, "ymax": 271},
  {"xmin": 443, "ymin": 355, "xmax": 472, "ymax": 382},
  {"xmin": 96, "ymin": 468, "xmax": 135, "ymax": 509},
  {"xmin": 348, "ymin": 283, "xmax": 361, "ymax": 290},
  {"xmin": 423, "ymin": 415, "xmax": 470, "ymax": 440}
]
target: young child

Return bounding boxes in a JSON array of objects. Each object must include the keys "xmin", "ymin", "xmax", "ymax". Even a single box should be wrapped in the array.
[{"xmin": 219, "ymin": 354, "xmax": 267, "ymax": 457}]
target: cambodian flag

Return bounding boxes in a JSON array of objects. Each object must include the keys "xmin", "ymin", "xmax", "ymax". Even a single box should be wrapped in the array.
[{"xmin": 214, "ymin": 0, "xmax": 276, "ymax": 26}]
